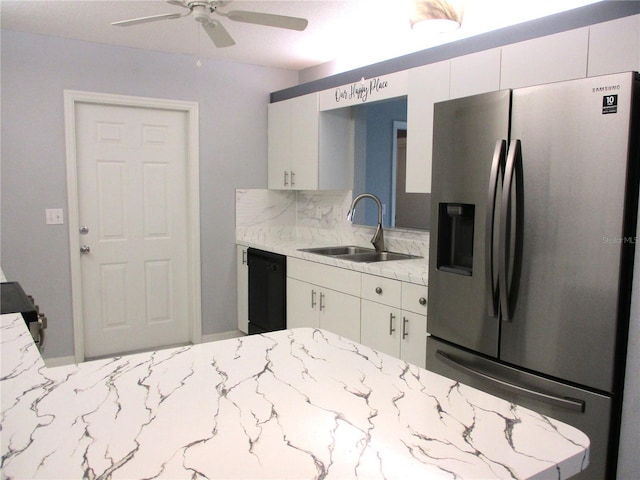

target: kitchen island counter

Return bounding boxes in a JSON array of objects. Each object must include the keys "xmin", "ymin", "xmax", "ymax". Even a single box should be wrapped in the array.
[{"xmin": 1, "ymin": 313, "xmax": 588, "ymax": 479}]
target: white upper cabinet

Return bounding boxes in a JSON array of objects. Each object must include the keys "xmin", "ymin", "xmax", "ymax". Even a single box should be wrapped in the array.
[
  {"xmin": 267, "ymin": 98, "xmax": 293, "ymax": 189},
  {"xmin": 290, "ymin": 93, "xmax": 320, "ymax": 189},
  {"xmin": 268, "ymin": 93, "xmax": 319, "ymax": 190},
  {"xmin": 450, "ymin": 48, "xmax": 502, "ymax": 100},
  {"xmin": 588, "ymin": 14, "xmax": 640, "ymax": 77},
  {"xmin": 406, "ymin": 60, "xmax": 450, "ymax": 194},
  {"xmin": 500, "ymin": 28, "xmax": 589, "ymax": 89},
  {"xmin": 268, "ymin": 93, "xmax": 351, "ymax": 191}
]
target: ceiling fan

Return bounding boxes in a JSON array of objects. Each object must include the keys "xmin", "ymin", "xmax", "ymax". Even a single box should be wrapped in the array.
[{"xmin": 112, "ymin": 1, "xmax": 309, "ymax": 48}]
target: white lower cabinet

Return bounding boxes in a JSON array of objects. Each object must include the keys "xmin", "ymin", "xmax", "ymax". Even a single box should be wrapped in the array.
[
  {"xmin": 360, "ymin": 273, "xmax": 428, "ymax": 368},
  {"xmin": 287, "ymin": 277, "xmax": 320, "ymax": 329},
  {"xmin": 236, "ymin": 245, "xmax": 249, "ymax": 334},
  {"xmin": 317, "ymin": 288, "xmax": 361, "ymax": 342},
  {"xmin": 287, "ymin": 258, "xmax": 361, "ymax": 343},
  {"xmin": 284, "ymin": 257, "xmax": 427, "ymax": 366},
  {"xmin": 360, "ymin": 300, "xmax": 401, "ymax": 357},
  {"xmin": 397, "ymin": 310, "xmax": 427, "ymax": 368}
]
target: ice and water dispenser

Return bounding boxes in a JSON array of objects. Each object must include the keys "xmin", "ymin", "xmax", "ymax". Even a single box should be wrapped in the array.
[{"xmin": 436, "ymin": 203, "xmax": 475, "ymax": 276}]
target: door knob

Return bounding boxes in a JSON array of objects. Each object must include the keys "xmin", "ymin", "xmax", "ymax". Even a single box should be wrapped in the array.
[
  {"xmin": 80, "ymin": 245, "xmax": 91, "ymax": 254},
  {"xmin": 79, "ymin": 226, "xmax": 89, "ymax": 235}
]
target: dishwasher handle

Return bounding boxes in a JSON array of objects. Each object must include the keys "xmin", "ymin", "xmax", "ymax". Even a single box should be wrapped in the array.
[{"xmin": 436, "ymin": 350, "xmax": 585, "ymax": 412}]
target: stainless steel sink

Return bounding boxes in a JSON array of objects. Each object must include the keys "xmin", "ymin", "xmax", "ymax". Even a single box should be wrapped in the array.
[
  {"xmin": 299, "ymin": 245, "xmax": 373, "ymax": 256},
  {"xmin": 338, "ymin": 251, "xmax": 421, "ymax": 263},
  {"xmin": 298, "ymin": 246, "xmax": 421, "ymax": 263}
]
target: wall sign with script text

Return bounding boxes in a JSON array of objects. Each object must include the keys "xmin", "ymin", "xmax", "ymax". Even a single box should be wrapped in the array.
[{"xmin": 319, "ymin": 71, "xmax": 408, "ymax": 111}]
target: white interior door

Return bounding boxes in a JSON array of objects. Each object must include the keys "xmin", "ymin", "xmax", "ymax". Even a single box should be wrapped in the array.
[{"xmin": 73, "ymin": 101, "xmax": 193, "ymax": 358}]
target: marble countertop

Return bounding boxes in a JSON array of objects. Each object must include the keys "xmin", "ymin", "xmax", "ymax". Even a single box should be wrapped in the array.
[
  {"xmin": 1, "ymin": 313, "xmax": 588, "ymax": 479},
  {"xmin": 237, "ymin": 237, "xmax": 429, "ymax": 286}
]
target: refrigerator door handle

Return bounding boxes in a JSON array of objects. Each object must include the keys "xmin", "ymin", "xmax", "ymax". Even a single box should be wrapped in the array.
[
  {"xmin": 499, "ymin": 139, "xmax": 524, "ymax": 321},
  {"xmin": 485, "ymin": 140, "xmax": 506, "ymax": 317},
  {"xmin": 435, "ymin": 350, "xmax": 585, "ymax": 412}
]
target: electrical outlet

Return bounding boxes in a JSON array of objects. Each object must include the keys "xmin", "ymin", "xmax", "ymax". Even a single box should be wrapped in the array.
[
  {"xmin": 315, "ymin": 206, "xmax": 323, "ymax": 219},
  {"xmin": 45, "ymin": 208, "xmax": 64, "ymax": 225}
]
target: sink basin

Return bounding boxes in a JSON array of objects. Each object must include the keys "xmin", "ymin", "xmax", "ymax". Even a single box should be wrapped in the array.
[
  {"xmin": 299, "ymin": 245, "xmax": 373, "ymax": 256},
  {"xmin": 338, "ymin": 251, "xmax": 421, "ymax": 263},
  {"xmin": 298, "ymin": 246, "xmax": 421, "ymax": 263}
]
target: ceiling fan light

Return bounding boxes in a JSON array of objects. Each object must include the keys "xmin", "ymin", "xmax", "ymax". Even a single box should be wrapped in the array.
[{"xmin": 410, "ymin": 0, "xmax": 463, "ymax": 33}]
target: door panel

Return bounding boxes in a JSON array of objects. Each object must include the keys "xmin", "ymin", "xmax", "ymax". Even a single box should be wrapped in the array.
[
  {"xmin": 76, "ymin": 103, "xmax": 190, "ymax": 358},
  {"xmin": 286, "ymin": 278, "xmax": 319, "ymax": 329},
  {"xmin": 360, "ymin": 300, "xmax": 401, "ymax": 358},
  {"xmin": 428, "ymin": 90, "xmax": 511, "ymax": 356},
  {"xmin": 501, "ymin": 74, "xmax": 636, "ymax": 392},
  {"xmin": 318, "ymin": 289, "xmax": 360, "ymax": 343}
]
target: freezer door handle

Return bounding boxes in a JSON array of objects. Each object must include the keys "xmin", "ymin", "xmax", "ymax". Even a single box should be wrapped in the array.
[
  {"xmin": 499, "ymin": 139, "xmax": 524, "ymax": 321},
  {"xmin": 485, "ymin": 140, "xmax": 506, "ymax": 317},
  {"xmin": 436, "ymin": 350, "xmax": 585, "ymax": 412}
]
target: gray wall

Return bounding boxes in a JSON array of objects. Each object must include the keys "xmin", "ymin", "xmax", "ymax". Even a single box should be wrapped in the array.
[{"xmin": 0, "ymin": 29, "xmax": 297, "ymax": 358}]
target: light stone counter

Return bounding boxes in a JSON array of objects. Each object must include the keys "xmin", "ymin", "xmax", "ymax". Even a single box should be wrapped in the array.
[
  {"xmin": 237, "ymin": 234, "xmax": 429, "ymax": 286},
  {"xmin": 1, "ymin": 313, "xmax": 589, "ymax": 479}
]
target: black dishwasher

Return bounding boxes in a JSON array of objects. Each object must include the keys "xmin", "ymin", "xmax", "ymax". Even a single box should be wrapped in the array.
[{"xmin": 247, "ymin": 248, "xmax": 286, "ymax": 335}]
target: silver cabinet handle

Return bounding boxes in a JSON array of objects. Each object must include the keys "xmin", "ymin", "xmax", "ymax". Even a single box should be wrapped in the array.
[
  {"xmin": 291, "ymin": 171, "xmax": 295, "ymax": 187},
  {"xmin": 80, "ymin": 245, "xmax": 91, "ymax": 254},
  {"xmin": 375, "ymin": 286, "xmax": 383, "ymax": 295},
  {"xmin": 311, "ymin": 289, "xmax": 317, "ymax": 308},
  {"xmin": 319, "ymin": 292, "xmax": 325, "ymax": 311},
  {"xmin": 402, "ymin": 317, "xmax": 409, "ymax": 339},
  {"xmin": 284, "ymin": 171, "xmax": 289, "ymax": 186},
  {"xmin": 389, "ymin": 313, "xmax": 396, "ymax": 334},
  {"xmin": 419, "ymin": 297, "xmax": 426, "ymax": 306},
  {"xmin": 242, "ymin": 249, "xmax": 247, "ymax": 265}
]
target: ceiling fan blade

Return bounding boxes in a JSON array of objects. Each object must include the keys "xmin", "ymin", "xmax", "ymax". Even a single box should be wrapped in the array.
[
  {"xmin": 201, "ymin": 20, "xmax": 236, "ymax": 48},
  {"xmin": 224, "ymin": 10, "xmax": 308, "ymax": 31},
  {"xmin": 112, "ymin": 13, "xmax": 183, "ymax": 27},
  {"xmin": 166, "ymin": 0, "xmax": 189, "ymax": 8}
]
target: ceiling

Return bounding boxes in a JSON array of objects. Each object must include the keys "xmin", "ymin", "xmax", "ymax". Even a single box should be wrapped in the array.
[{"xmin": 1, "ymin": 0, "xmax": 602, "ymax": 73}]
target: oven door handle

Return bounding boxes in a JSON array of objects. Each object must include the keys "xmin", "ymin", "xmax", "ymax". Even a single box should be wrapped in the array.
[{"xmin": 436, "ymin": 350, "xmax": 585, "ymax": 412}]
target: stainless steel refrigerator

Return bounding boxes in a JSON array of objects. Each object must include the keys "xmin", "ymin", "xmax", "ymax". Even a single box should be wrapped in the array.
[{"xmin": 426, "ymin": 72, "xmax": 639, "ymax": 480}]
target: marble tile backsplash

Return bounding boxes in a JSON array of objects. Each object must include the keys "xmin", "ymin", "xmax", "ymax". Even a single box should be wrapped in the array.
[{"xmin": 236, "ymin": 189, "xmax": 429, "ymax": 257}]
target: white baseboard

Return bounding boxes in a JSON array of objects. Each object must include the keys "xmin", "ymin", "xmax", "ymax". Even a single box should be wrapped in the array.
[
  {"xmin": 43, "ymin": 332, "xmax": 246, "ymax": 367},
  {"xmin": 44, "ymin": 355, "xmax": 76, "ymax": 368},
  {"xmin": 201, "ymin": 330, "xmax": 246, "ymax": 343}
]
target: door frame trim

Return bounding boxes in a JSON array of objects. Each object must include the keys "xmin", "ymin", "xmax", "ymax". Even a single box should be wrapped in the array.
[{"xmin": 64, "ymin": 90, "xmax": 202, "ymax": 363}]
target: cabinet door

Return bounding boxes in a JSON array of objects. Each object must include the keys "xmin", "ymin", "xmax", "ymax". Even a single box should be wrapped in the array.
[
  {"xmin": 267, "ymin": 100, "xmax": 291, "ymax": 189},
  {"xmin": 450, "ymin": 49, "xmax": 501, "ymax": 100},
  {"xmin": 360, "ymin": 300, "xmax": 401, "ymax": 358},
  {"xmin": 318, "ymin": 288, "xmax": 361, "ymax": 343},
  {"xmin": 406, "ymin": 61, "xmax": 450, "ymax": 193},
  {"xmin": 588, "ymin": 14, "xmax": 640, "ymax": 77},
  {"xmin": 500, "ymin": 28, "xmax": 589, "ymax": 89},
  {"xmin": 400, "ymin": 311, "xmax": 427, "ymax": 368},
  {"xmin": 287, "ymin": 278, "xmax": 319, "ymax": 329},
  {"xmin": 401, "ymin": 282, "xmax": 428, "ymax": 316},
  {"xmin": 290, "ymin": 93, "xmax": 319, "ymax": 190},
  {"xmin": 236, "ymin": 245, "xmax": 249, "ymax": 333}
]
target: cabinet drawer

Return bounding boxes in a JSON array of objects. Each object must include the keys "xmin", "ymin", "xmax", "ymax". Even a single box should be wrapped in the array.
[
  {"xmin": 402, "ymin": 282, "xmax": 428, "ymax": 316},
  {"xmin": 361, "ymin": 274, "xmax": 401, "ymax": 307},
  {"xmin": 287, "ymin": 257, "xmax": 361, "ymax": 297}
]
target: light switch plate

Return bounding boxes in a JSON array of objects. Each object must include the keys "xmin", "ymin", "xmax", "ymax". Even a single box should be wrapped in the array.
[{"xmin": 45, "ymin": 208, "xmax": 64, "ymax": 225}]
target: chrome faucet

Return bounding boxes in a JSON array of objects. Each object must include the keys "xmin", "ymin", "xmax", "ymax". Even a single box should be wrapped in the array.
[{"xmin": 346, "ymin": 193, "xmax": 386, "ymax": 253}]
